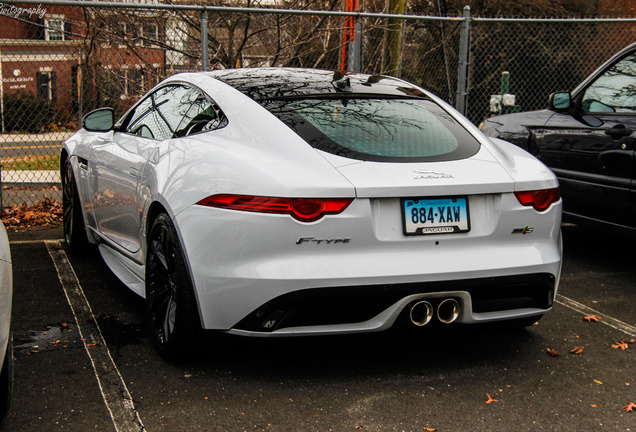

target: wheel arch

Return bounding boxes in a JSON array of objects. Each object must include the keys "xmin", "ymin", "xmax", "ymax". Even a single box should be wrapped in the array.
[
  {"xmin": 145, "ymin": 201, "xmax": 168, "ymax": 238},
  {"xmin": 59, "ymin": 149, "xmax": 69, "ymax": 184},
  {"xmin": 144, "ymin": 203, "xmax": 206, "ymax": 335}
]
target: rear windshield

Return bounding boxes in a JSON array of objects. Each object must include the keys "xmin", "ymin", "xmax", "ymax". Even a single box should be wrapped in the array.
[{"xmin": 262, "ymin": 97, "xmax": 480, "ymax": 162}]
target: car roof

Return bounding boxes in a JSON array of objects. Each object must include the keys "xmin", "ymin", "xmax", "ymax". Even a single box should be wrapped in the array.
[{"xmin": 202, "ymin": 68, "xmax": 428, "ymax": 101}]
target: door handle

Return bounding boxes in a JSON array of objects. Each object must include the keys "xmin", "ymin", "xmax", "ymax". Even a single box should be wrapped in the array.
[
  {"xmin": 605, "ymin": 124, "xmax": 632, "ymax": 139},
  {"xmin": 129, "ymin": 168, "xmax": 139, "ymax": 179}
]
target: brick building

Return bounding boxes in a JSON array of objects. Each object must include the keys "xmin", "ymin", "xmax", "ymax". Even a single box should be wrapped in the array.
[{"xmin": 0, "ymin": 2, "xmax": 166, "ymax": 132}]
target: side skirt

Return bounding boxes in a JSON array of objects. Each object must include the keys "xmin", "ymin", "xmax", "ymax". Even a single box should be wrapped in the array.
[{"xmin": 98, "ymin": 245, "xmax": 146, "ymax": 298}]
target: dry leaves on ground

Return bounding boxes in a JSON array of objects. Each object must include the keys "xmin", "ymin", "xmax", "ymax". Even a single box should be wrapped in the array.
[
  {"xmin": 485, "ymin": 394, "xmax": 498, "ymax": 404},
  {"xmin": 569, "ymin": 346, "xmax": 585, "ymax": 355},
  {"xmin": 624, "ymin": 402, "xmax": 636, "ymax": 413},
  {"xmin": 1, "ymin": 197, "xmax": 62, "ymax": 231},
  {"xmin": 582, "ymin": 315, "xmax": 602, "ymax": 322},
  {"xmin": 546, "ymin": 348, "xmax": 560, "ymax": 357},
  {"xmin": 612, "ymin": 340, "xmax": 629, "ymax": 350}
]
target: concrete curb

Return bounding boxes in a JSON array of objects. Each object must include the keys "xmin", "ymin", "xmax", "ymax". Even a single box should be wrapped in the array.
[{"xmin": 1, "ymin": 170, "xmax": 60, "ymax": 184}]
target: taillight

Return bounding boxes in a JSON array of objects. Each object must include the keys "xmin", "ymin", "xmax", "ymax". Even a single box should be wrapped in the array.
[
  {"xmin": 196, "ymin": 194, "xmax": 353, "ymax": 222},
  {"xmin": 514, "ymin": 188, "xmax": 560, "ymax": 212}
]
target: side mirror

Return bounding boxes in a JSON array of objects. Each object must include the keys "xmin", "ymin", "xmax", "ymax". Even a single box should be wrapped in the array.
[
  {"xmin": 82, "ymin": 108, "xmax": 114, "ymax": 132},
  {"xmin": 549, "ymin": 92, "xmax": 571, "ymax": 112}
]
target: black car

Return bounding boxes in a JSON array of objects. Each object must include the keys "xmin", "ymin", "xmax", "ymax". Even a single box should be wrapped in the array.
[{"xmin": 481, "ymin": 42, "xmax": 636, "ymax": 235}]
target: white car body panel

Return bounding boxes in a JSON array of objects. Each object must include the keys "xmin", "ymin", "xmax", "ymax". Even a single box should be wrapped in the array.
[
  {"xmin": 62, "ymin": 68, "xmax": 563, "ymax": 338},
  {"xmin": 0, "ymin": 223, "xmax": 12, "ymax": 371},
  {"xmin": 177, "ymin": 194, "xmax": 561, "ymax": 330},
  {"xmin": 329, "ymin": 148, "xmax": 514, "ymax": 198}
]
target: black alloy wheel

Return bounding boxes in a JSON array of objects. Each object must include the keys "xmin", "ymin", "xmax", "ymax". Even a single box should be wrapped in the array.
[
  {"xmin": 146, "ymin": 213, "xmax": 201, "ymax": 360},
  {"xmin": 62, "ymin": 158, "xmax": 89, "ymax": 254}
]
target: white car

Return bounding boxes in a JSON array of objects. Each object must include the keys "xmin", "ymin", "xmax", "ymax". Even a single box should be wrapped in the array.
[
  {"xmin": 0, "ymin": 222, "xmax": 12, "ymax": 419},
  {"xmin": 62, "ymin": 68, "xmax": 563, "ymax": 359}
]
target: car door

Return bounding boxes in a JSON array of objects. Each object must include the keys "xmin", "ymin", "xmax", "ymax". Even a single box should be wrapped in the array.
[
  {"xmin": 89, "ymin": 84, "xmax": 200, "ymax": 253},
  {"xmin": 538, "ymin": 51, "xmax": 636, "ymax": 227}
]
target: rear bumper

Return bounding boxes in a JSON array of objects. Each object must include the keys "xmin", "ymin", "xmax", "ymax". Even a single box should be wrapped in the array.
[
  {"xmin": 175, "ymin": 197, "xmax": 562, "ymax": 334},
  {"xmin": 228, "ymin": 273, "xmax": 556, "ymax": 337}
]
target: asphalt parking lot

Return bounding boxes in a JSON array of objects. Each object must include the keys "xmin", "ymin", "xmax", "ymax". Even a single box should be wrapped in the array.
[{"xmin": 0, "ymin": 224, "xmax": 635, "ymax": 432}]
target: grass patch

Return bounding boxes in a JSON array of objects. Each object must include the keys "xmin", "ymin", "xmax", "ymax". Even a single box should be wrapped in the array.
[{"xmin": 1, "ymin": 154, "xmax": 60, "ymax": 171}]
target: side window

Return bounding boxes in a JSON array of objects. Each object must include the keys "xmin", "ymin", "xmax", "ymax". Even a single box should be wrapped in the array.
[
  {"xmin": 174, "ymin": 94, "xmax": 228, "ymax": 137},
  {"xmin": 582, "ymin": 52, "xmax": 636, "ymax": 114},
  {"xmin": 125, "ymin": 85, "xmax": 199, "ymax": 140}
]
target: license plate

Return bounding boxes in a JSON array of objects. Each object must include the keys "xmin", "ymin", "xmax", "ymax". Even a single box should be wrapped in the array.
[{"xmin": 402, "ymin": 197, "xmax": 470, "ymax": 235}]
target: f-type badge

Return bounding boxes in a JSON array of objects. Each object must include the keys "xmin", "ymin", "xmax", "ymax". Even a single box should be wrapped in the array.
[
  {"xmin": 413, "ymin": 169, "xmax": 454, "ymax": 180},
  {"xmin": 296, "ymin": 237, "xmax": 351, "ymax": 245},
  {"xmin": 512, "ymin": 226, "xmax": 534, "ymax": 235}
]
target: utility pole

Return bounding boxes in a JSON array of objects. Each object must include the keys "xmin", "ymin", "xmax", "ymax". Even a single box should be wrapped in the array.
[
  {"xmin": 383, "ymin": 0, "xmax": 405, "ymax": 77},
  {"xmin": 455, "ymin": 5, "xmax": 471, "ymax": 115}
]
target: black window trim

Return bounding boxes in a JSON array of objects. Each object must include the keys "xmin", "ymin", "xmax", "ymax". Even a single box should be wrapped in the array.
[
  {"xmin": 116, "ymin": 80, "xmax": 228, "ymax": 140},
  {"xmin": 573, "ymin": 49, "xmax": 636, "ymax": 116}
]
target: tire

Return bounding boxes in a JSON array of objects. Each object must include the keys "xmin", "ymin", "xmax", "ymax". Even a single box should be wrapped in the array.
[
  {"xmin": 146, "ymin": 213, "xmax": 201, "ymax": 360},
  {"xmin": 62, "ymin": 158, "xmax": 89, "ymax": 255},
  {"xmin": 0, "ymin": 332, "xmax": 13, "ymax": 422}
]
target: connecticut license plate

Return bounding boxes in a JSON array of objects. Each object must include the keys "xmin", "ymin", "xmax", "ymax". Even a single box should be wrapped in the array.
[{"xmin": 402, "ymin": 197, "xmax": 470, "ymax": 235}]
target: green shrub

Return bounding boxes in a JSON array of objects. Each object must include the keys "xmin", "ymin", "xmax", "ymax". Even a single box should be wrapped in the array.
[{"xmin": 2, "ymin": 92, "xmax": 53, "ymax": 133}]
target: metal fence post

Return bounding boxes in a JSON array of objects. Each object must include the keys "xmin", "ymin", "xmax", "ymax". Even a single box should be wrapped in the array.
[
  {"xmin": 201, "ymin": 10, "xmax": 209, "ymax": 71},
  {"xmin": 456, "ymin": 5, "xmax": 471, "ymax": 115},
  {"xmin": 348, "ymin": 19, "xmax": 362, "ymax": 72}
]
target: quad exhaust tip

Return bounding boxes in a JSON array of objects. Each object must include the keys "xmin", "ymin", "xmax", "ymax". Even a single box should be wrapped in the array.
[
  {"xmin": 437, "ymin": 298, "xmax": 460, "ymax": 324},
  {"xmin": 409, "ymin": 301, "xmax": 434, "ymax": 326},
  {"xmin": 409, "ymin": 298, "xmax": 460, "ymax": 326}
]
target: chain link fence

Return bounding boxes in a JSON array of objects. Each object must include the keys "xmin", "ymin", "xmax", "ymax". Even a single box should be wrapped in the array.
[
  {"xmin": 468, "ymin": 19, "xmax": 636, "ymax": 124},
  {"xmin": 0, "ymin": 1, "xmax": 634, "ymax": 207}
]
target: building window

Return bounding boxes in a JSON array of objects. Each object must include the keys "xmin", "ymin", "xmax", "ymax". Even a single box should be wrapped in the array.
[
  {"xmin": 44, "ymin": 16, "xmax": 69, "ymax": 41},
  {"xmin": 143, "ymin": 23, "xmax": 158, "ymax": 42},
  {"xmin": 120, "ymin": 21, "xmax": 160, "ymax": 46},
  {"xmin": 37, "ymin": 71, "xmax": 57, "ymax": 102},
  {"xmin": 117, "ymin": 67, "xmax": 148, "ymax": 98},
  {"xmin": 121, "ymin": 22, "xmax": 140, "ymax": 45}
]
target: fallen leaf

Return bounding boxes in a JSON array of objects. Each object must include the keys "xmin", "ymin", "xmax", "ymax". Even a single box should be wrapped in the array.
[
  {"xmin": 423, "ymin": 428, "xmax": 437, "ymax": 431},
  {"xmin": 1, "ymin": 195, "xmax": 63, "ymax": 231},
  {"xmin": 546, "ymin": 348, "xmax": 560, "ymax": 357},
  {"xmin": 570, "ymin": 346, "xmax": 585, "ymax": 355},
  {"xmin": 594, "ymin": 379, "xmax": 603, "ymax": 385},
  {"xmin": 582, "ymin": 315, "xmax": 601, "ymax": 322},
  {"xmin": 612, "ymin": 340, "xmax": 629, "ymax": 350},
  {"xmin": 485, "ymin": 394, "xmax": 498, "ymax": 404},
  {"xmin": 623, "ymin": 402, "xmax": 636, "ymax": 413}
]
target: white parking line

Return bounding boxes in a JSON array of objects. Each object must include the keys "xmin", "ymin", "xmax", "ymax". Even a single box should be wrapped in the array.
[
  {"xmin": 45, "ymin": 240, "xmax": 146, "ymax": 432},
  {"xmin": 556, "ymin": 295, "xmax": 636, "ymax": 338}
]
